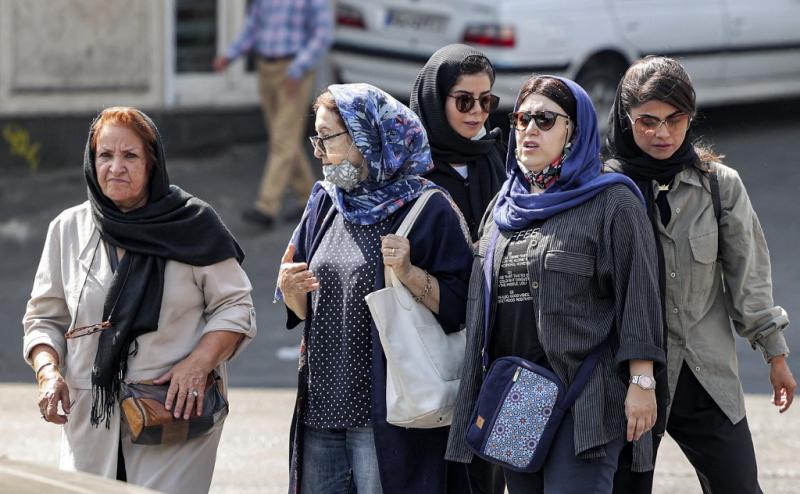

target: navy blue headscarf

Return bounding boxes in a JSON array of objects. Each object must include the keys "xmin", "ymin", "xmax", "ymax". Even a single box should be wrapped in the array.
[{"xmin": 493, "ymin": 77, "xmax": 644, "ymax": 231}]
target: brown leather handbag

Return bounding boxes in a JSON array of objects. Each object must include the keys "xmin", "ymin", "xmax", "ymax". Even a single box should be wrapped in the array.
[{"xmin": 119, "ymin": 371, "xmax": 229, "ymax": 445}]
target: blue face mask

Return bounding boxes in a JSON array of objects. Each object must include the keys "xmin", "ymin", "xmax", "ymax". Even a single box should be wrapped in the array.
[{"xmin": 322, "ymin": 141, "xmax": 363, "ymax": 192}]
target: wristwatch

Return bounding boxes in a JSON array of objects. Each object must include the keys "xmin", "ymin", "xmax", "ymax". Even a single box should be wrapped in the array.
[{"xmin": 629, "ymin": 375, "xmax": 656, "ymax": 390}]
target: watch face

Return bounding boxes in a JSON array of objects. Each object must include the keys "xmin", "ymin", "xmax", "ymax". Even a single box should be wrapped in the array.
[{"xmin": 638, "ymin": 375, "xmax": 654, "ymax": 389}]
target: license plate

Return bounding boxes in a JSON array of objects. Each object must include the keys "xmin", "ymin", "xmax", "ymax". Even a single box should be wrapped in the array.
[{"xmin": 385, "ymin": 9, "xmax": 447, "ymax": 31}]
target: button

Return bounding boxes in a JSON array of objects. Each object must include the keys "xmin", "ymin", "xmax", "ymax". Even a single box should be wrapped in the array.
[
  {"xmin": 675, "ymin": 207, "xmax": 681, "ymax": 214},
  {"xmin": 670, "ymin": 272, "xmax": 677, "ymax": 278},
  {"xmin": 672, "ymin": 307, "xmax": 679, "ymax": 314},
  {"xmin": 531, "ymin": 281, "xmax": 539, "ymax": 289},
  {"xmin": 530, "ymin": 239, "xmax": 538, "ymax": 247},
  {"xmin": 695, "ymin": 366, "xmax": 701, "ymax": 372}
]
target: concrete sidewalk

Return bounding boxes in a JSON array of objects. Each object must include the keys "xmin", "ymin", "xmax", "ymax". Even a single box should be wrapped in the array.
[{"xmin": 1, "ymin": 384, "xmax": 797, "ymax": 493}]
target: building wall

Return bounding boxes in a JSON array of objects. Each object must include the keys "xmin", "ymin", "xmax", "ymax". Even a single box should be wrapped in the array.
[
  {"xmin": 0, "ymin": 0, "xmax": 276, "ymax": 175},
  {"xmin": 0, "ymin": 0, "xmax": 167, "ymax": 116},
  {"xmin": 0, "ymin": 0, "xmax": 334, "ymax": 174}
]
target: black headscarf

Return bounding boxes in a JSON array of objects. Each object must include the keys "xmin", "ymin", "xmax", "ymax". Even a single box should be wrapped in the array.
[
  {"xmin": 83, "ymin": 109, "xmax": 244, "ymax": 427},
  {"xmin": 410, "ymin": 44, "xmax": 506, "ymax": 240}
]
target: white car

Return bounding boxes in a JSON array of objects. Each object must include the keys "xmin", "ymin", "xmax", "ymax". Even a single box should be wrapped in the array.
[{"xmin": 331, "ymin": 0, "xmax": 800, "ymax": 123}]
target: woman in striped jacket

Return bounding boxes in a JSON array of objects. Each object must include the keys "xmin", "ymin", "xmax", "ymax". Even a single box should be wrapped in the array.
[{"xmin": 445, "ymin": 75, "xmax": 666, "ymax": 493}]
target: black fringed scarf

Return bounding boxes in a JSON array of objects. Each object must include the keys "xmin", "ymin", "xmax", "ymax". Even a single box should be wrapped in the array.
[
  {"xmin": 410, "ymin": 44, "xmax": 505, "ymax": 240},
  {"xmin": 83, "ymin": 110, "xmax": 244, "ymax": 427}
]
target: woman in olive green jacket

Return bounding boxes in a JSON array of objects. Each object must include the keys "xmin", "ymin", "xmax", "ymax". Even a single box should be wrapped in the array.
[{"xmin": 606, "ymin": 56, "xmax": 796, "ymax": 494}]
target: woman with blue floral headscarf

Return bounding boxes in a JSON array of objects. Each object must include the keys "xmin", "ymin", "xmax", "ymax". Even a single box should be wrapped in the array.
[
  {"xmin": 276, "ymin": 83, "xmax": 473, "ymax": 493},
  {"xmin": 445, "ymin": 76, "xmax": 666, "ymax": 493}
]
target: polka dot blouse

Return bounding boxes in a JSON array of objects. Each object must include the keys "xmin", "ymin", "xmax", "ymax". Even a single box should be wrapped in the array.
[{"xmin": 302, "ymin": 214, "xmax": 391, "ymax": 428}]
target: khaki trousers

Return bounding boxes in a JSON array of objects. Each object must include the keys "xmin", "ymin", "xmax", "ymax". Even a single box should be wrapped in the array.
[{"xmin": 254, "ymin": 58, "xmax": 315, "ymax": 217}]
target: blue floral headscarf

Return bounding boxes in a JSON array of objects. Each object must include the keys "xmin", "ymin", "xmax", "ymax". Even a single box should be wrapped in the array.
[
  {"xmin": 316, "ymin": 83, "xmax": 438, "ymax": 225},
  {"xmin": 493, "ymin": 76, "xmax": 644, "ymax": 231},
  {"xmin": 275, "ymin": 84, "xmax": 440, "ymax": 303}
]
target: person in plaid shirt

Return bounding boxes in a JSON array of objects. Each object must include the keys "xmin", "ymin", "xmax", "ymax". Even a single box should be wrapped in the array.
[{"xmin": 214, "ymin": 0, "xmax": 334, "ymax": 229}]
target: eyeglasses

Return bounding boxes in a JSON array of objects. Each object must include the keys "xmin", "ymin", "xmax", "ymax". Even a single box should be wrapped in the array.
[
  {"xmin": 65, "ymin": 320, "xmax": 112, "ymax": 339},
  {"xmin": 627, "ymin": 113, "xmax": 690, "ymax": 136},
  {"xmin": 448, "ymin": 93, "xmax": 500, "ymax": 114},
  {"xmin": 309, "ymin": 130, "xmax": 348, "ymax": 154},
  {"xmin": 509, "ymin": 110, "xmax": 570, "ymax": 132}
]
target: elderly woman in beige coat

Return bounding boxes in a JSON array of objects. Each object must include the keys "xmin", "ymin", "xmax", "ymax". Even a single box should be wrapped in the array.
[{"xmin": 22, "ymin": 107, "xmax": 257, "ymax": 493}]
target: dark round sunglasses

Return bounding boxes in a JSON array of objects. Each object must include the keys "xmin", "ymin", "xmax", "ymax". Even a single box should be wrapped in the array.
[
  {"xmin": 448, "ymin": 93, "xmax": 500, "ymax": 114},
  {"xmin": 509, "ymin": 110, "xmax": 570, "ymax": 132}
]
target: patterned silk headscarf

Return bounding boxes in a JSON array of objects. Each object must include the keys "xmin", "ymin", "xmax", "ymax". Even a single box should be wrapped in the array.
[{"xmin": 318, "ymin": 83, "xmax": 440, "ymax": 225}]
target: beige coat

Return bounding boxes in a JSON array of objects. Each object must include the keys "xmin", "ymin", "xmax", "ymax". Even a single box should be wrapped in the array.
[{"xmin": 23, "ymin": 201, "xmax": 257, "ymax": 493}]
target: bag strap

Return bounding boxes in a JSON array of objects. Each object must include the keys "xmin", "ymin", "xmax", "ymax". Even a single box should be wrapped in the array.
[
  {"xmin": 394, "ymin": 189, "xmax": 440, "ymax": 238},
  {"xmin": 707, "ymin": 166, "xmax": 722, "ymax": 223},
  {"xmin": 481, "ymin": 225, "xmax": 608, "ymax": 399},
  {"xmin": 561, "ymin": 340, "xmax": 607, "ymax": 409},
  {"xmin": 481, "ymin": 227, "xmax": 500, "ymax": 371},
  {"xmin": 384, "ymin": 189, "xmax": 441, "ymax": 288}
]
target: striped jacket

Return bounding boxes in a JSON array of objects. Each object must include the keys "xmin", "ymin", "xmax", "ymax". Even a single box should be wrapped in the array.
[{"xmin": 445, "ymin": 184, "xmax": 666, "ymax": 472}]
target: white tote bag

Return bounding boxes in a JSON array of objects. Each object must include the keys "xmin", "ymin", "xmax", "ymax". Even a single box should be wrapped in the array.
[{"xmin": 365, "ymin": 190, "xmax": 466, "ymax": 428}]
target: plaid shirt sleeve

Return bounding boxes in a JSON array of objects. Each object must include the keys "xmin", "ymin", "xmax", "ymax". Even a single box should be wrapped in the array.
[
  {"xmin": 286, "ymin": 0, "xmax": 334, "ymax": 80},
  {"xmin": 224, "ymin": 0, "xmax": 263, "ymax": 61}
]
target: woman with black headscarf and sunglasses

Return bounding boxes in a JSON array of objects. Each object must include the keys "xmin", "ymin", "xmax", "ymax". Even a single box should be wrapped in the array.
[
  {"xmin": 410, "ymin": 43, "xmax": 507, "ymax": 494},
  {"xmin": 411, "ymin": 44, "xmax": 506, "ymax": 244},
  {"xmin": 23, "ymin": 107, "xmax": 257, "ymax": 493},
  {"xmin": 606, "ymin": 56, "xmax": 795, "ymax": 494}
]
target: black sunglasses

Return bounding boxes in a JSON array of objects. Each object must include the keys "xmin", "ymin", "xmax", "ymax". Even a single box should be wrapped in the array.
[
  {"xmin": 448, "ymin": 93, "xmax": 500, "ymax": 114},
  {"xmin": 509, "ymin": 110, "xmax": 570, "ymax": 132}
]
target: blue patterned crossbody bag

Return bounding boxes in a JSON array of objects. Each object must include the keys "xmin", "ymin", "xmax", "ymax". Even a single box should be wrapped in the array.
[{"xmin": 465, "ymin": 228, "xmax": 608, "ymax": 472}]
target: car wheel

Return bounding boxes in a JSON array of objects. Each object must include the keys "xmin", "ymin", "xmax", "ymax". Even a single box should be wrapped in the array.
[{"xmin": 576, "ymin": 63, "xmax": 625, "ymax": 134}]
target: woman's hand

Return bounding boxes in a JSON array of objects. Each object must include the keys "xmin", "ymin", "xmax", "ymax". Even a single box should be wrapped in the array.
[
  {"xmin": 278, "ymin": 243, "xmax": 318, "ymax": 320},
  {"xmin": 154, "ymin": 331, "xmax": 243, "ymax": 420},
  {"xmin": 626, "ymin": 360, "xmax": 657, "ymax": 442},
  {"xmin": 380, "ymin": 234, "xmax": 441, "ymax": 313},
  {"xmin": 624, "ymin": 385, "xmax": 657, "ymax": 441},
  {"xmin": 278, "ymin": 243, "xmax": 319, "ymax": 296},
  {"xmin": 381, "ymin": 234, "xmax": 412, "ymax": 278},
  {"xmin": 154, "ymin": 356, "xmax": 212, "ymax": 420},
  {"xmin": 38, "ymin": 366, "xmax": 71, "ymax": 425},
  {"xmin": 769, "ymin": 355, "xmax": 796, "ymax": 413}
]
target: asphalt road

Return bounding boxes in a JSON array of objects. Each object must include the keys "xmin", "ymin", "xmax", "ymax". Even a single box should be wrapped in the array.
[{"xmin": 1, "ymin": 98, "xmax": 798, "ymax": 392}]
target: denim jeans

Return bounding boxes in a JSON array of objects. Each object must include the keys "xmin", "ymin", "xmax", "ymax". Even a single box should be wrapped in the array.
[
  {"xmin": 503, "ymin": 412, "xmax": 625, "ymax": 494},
  {"xmin": 301, "ymin": 425, "xmax": 383, "ymax": 494}
]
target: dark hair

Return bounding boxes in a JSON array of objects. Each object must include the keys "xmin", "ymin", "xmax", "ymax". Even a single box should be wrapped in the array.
[
  {"xmin": 457, "ymin": 55, "xmax": 495, "ymax": 84},
  {"xmin": 91, "ymin": 106, "xmax": 158, "ymax": 170},
  {"xmin": 620, "ymin": 56, "xmax": 723, "ymax": 164},
  {"xmin": 515, "ymin": 76, "xmax": 577, "ymax": 123}
]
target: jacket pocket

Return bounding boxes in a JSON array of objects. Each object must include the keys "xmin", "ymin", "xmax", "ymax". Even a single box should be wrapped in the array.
[
  {"xmin": 541, "ymin": 250, "xmax": 596, "ymax": 316},
  {"xmin": 544, "ymin": 250, "xmax": 595, "ymax": 277},
  {"xmin": 688, "ymin": 229, "xmax": 718, "ymax": 294}
]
